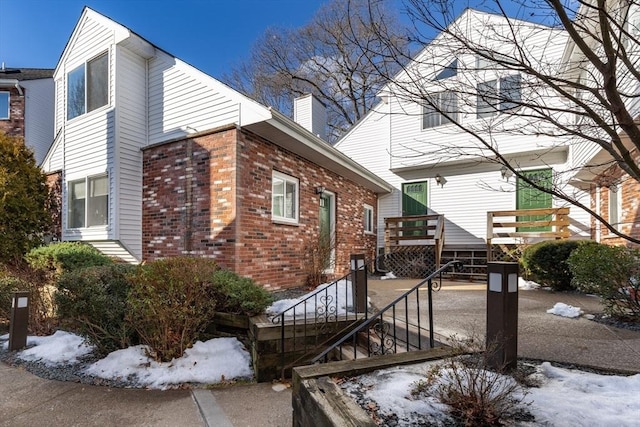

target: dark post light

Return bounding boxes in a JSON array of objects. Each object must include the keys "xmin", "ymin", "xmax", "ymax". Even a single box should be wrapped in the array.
[{"xmin": 486, "ymin": 262, "xmax": 519, "ymax": 372}]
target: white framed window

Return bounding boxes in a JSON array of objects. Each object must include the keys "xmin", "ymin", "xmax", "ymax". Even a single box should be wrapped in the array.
[
  {"xmin": 0, "ymin": 92, "xmax": 9, "ymax": 119},
  {"xmin": 609, "ymin": 183, "xmax": 622, "ymax": 231},
  {"xmin": 272, "ymin": 171, "xmax": 299, "ymax": 223},
  {"xmin": 364, "ymin": 204, "xmax": 374, "ymax": 234},
  {"xmin": 476, "ymin": 75, "xmax": 521, "ymax": 118},
  {"xmin": 67, "ymin": 52, "xmax": 109, "ymax": 120},
  {"xmin": 435, "ymin": 59, "xmax": 457, "ymax": 80},
  {"xmin": 68, "ymin": 174, "xmax": 109, "ymax": 228},
  {"xmin": 423, "ymin": 91, "xmax": 458, "ymax": 129}
]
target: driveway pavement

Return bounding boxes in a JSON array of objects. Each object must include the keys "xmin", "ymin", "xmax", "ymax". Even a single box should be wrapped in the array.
[{"xmin": 368, "ymin": 278, "xmax": 640, "ymax": 373}]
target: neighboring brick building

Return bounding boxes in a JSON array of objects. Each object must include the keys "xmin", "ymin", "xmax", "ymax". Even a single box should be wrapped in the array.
[
  {"xmin": 0, "ymin": 67, "xmax": 54, "ymax": 164},
  {"xmin": 588, "ymin": 150, "xmax": 640, "ymax": 247},
  {"xmin": 42, "ymin": 7, "xmax": 391, "ymax": 289}
]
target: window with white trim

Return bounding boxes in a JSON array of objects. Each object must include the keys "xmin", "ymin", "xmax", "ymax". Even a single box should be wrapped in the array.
[
  {"xmin": 272, "ymin": 171, "xmax": 299, "ymax": 223},
  {"xmin": 67, "ymin": 52, "xmax": 109, "ymax": 120},
  {"xmin": 435, "ymin": 60, "xmax": 457, "ymax": 80},
  {"xmin": 476, "ymin": 75, "xmax": 521, "ymax": 118},
  {"xmin": 609, "ymin": 183, "xmax": 622, "ymax": 231},
  {"xmin": 364, "ymin": 204, "xmax": 374, "ymax": 234},
  {"xmin": 423, "ymin": 91, "xmax": 458, "ymax": 129},
  {"xmin": 0, "ymin": 92, "xmax": 9, "ymax": 120},
  {"xmin": 68, "ymin": 175, "xmax": 109, "ymax": 228}
]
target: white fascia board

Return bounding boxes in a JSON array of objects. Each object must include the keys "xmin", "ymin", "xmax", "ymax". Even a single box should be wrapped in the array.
[{"xmin": 265, "ymin": 109, "xmax": 393, "ymax": 194}]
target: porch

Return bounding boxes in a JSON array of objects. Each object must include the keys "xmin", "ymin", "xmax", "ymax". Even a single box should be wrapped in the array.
[{"xmin": 382, "ymin": 207, "xmax": 571, "ymax": 279}]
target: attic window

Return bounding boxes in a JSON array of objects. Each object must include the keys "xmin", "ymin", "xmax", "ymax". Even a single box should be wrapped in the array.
[
  {"xmin": 0, "ymin": 92, "xmax": 8, "ymax": 120},
  {"xmin": 435, "ymin": 60, "xmax": 457, "ymax": 80},
  {"xmin": 67, "ymin": 52, "xmax": 109, "ymax": 120}
]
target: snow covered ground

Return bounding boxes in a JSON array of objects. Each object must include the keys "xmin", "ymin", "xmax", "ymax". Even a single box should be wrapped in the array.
[
  {"xmin": 0, "ymin": 331, "xmax": 253, "ymax": 390},
  {"xmin": 267, "ymin": 279, "xmax": 367, "ymax": 318},
  {"xmin": 341, "ymin": 359, "xmax": 640, "ymax": 426}
]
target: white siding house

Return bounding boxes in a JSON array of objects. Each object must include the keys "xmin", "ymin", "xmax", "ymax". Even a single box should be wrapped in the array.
[
  {"xmin": 41, "ymin": 7, "xmax": 391, "ymax": 264},
  {"xmin": 335, "ymin": 9, "xmax": 592, "ymax": 250}
]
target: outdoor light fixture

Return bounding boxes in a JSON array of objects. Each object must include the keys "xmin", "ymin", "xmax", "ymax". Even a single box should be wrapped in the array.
[
  {"xmin": 315, "ymin": 186, "xmax": 326, "ymax": 195},
  {"xmin": 435, "ymin": 174, "xmax": 447, "ymax": 187},
  {"xmin": 501, "ymin": 166, "xmax": 513, "ymax": 181}
]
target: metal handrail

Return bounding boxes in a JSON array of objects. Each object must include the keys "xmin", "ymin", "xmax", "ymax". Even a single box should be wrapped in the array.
[
  {"xmin": 311, "ymin": 260, "xmax": 463, "ymax": 364},
  {"xmin": 268, "ymin": 258, "xmax": 374, "ymax": 323},
  {"xmin": 269, "ymin": 257, "xmax": 376, "ymax": 379}
]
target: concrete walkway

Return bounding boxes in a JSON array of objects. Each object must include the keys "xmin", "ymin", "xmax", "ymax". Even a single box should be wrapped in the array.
[
  {"xmin": 368, "ymin": 278, "xmax": 640, "ymax": 373},
  {"xmin": 0, "ymin": 360, "xmax": 292, "ymax": 427}
]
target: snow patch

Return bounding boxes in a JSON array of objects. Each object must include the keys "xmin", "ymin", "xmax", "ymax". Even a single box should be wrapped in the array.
[
  {"xmin": 518, "ymin": 277, "xmax": 541, "ymax": 290},
  {"xmin": 547, "ymin": 302, "xmax": 583, "ymax": 318},
  {"xmin": 15, "ymin": 330, "xmax": 94, "ymax": 366},
  {"xmin": 267, "ymin": 279, "xmax": 366, "ymax": 317},
  {"xmin": 85, "ymin": 337, "xmax": 252, "ymax": 390}
]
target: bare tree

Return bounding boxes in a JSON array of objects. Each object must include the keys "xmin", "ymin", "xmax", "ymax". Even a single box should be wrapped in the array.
[
  {"xmin": 222, "ymin": 0, "xmax": 408, "ymax": 142},
  {"xmin": 353, "ymin": 0, "xmax": 640, "ymax": 244}
]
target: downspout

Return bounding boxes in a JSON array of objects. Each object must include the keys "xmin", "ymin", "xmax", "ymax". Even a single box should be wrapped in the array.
[{"xmin": 595, "ymin": 185, "xmax": 601, "ymax": 242}]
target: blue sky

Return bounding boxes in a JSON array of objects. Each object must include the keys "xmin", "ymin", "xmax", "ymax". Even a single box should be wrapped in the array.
[{"xmin": 0, "ymin": 0, "xmax": 328, "ymax": 78}]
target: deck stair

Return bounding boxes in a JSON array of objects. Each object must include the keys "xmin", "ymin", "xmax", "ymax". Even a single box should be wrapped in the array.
[{"xmin": 440, "ymin": 245, "xmax": 488, "ymax": 281}]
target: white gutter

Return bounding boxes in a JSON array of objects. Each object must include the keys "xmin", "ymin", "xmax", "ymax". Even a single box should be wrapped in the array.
[
  {"xmin": 0, "ymin": 79, "xmax": 23, "ymax": 95},
  {"xmin": 267, "ymin": 108, "xmax": 394, "ymax": 194}
]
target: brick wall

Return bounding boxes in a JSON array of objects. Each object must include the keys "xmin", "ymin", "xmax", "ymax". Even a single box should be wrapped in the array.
[
  {"xmin": 142, "ymin": 125, "xmax": 378, "ymax": 290},
  {"xmin": 45, "ymin": 171, "xmax": 62, "ymax": 241},
  {"xmin": 0, "ymin": 86, "xmax": 25, "ymax": 137},
  {"xmin": 592, "ymin": 155, "xmax": 640, "ymax": 247},
  {"xmin": 142, "ymin": 126, "xmax": 237, "ymax": 269},
  {"xmin": 235, "ymin": 128, "xmax": 377, "ymax": 290}
]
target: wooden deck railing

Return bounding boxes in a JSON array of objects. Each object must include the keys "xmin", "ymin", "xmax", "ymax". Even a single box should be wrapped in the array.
[
  {"xmin": 487, "ymin": 207, "xmax": 570, "ymax": 260},
  {"xmin": 384, "ymin": 214, "xmax": 445, "ymax": 267}
]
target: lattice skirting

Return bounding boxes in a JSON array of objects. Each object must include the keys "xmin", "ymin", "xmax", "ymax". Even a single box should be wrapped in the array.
[
  {"xmin": 382, "ymin": 246, "xmax": 437, "ymax": 278},
  {"xmin": 489, "ymin": 244, "xmax": 521, "ymax": 263}
]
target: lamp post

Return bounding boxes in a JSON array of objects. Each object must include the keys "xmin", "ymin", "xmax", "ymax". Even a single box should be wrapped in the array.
[{"xmin": 486, "ymin": 262, "xmax": 519, "ymax": 371}]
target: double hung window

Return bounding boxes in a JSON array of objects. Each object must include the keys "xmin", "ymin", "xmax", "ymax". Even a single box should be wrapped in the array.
[
  {"xmin": 67, "ymin": 52, "xmax": 109, "ymax": 120},
  {"xmin": 423, "ymin": 92, "xmax": 458, "ymax": 128},
  {"xmin": 0, "ymin": 92, "xmax": 9, "ymax": 119},
  {"xmin": 364, "ymin": 204, "xmax": 374, "ymax": 234},
  {"xmin": 68, "ymin": 175, "xmax": 109, "ymax": 228},
  {"xmin": 272, "ymin": 171, "xmax": 299, "ymax": 223},
  {"xmin": 476, "ymin": 75, "xmax": 521, "ymax": 118}
]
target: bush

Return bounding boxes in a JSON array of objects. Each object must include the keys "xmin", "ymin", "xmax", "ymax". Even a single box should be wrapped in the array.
[
  {"xmin": 56, "ymin": 264, "xmax": 137, "ymax": 355},
  {"xmin": 210, "ymin": 270, "xmax": 273, "ymax": 316},
  {"xmin": 0, "ymin": 274, "xmax": 21, "ymax": 322},
  {"xmin": 0, "ymin": 132, "xmax": 52, "ymax": 263},
  {"xmin": 126, "ymin": 257, "xmax": 219, "ymax": 362},
  {"xmin": 26, "ymin": 242, "xmax": 112, "ymax": 275},
  {"xmin": 520, "ymin": 240, "xmax": 597, "ymax": 291},
  {"xmin": 568, "ymin": 243, "xmax": 640, "ymax": 319},
  {"xmin": 412, "ymin": 336, "xmax": 529, "ymax": 426},
  {"xmin": 0, "ymin": 263, "xmax": 57, "ymax": 335}
]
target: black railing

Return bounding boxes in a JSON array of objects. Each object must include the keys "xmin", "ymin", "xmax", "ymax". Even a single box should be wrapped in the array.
[
  {"xmin": 269, "ymin": 257, "xmax": 375, "ymax": 379},
  {"xmin": 311, "ymin": 260, "xmax": 463, "ymax": 364}
]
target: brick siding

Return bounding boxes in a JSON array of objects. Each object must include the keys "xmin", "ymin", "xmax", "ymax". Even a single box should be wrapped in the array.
[
  {"xmin": 142, "ymin": 126, "xmax": 378, "ymax": 290},
  {"xmin": 0, "ymin": 86, "xmax": 25, "ymax": 137},
  {"xmin": 45, "ymin": 171, "xmax": 62, "ymax": 241},
  {"xmin": 592, "ymin": 154, "xmax": 640, "ymax": 247}
]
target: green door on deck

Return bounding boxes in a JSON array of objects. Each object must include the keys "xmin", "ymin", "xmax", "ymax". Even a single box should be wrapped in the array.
[
  {"xmin": 402, "ymin": 182, "xmax": 428, "ymax": 235},
  {"xmin": 516, "ymin": 168, "xmax": 552, "ymax": 232}
]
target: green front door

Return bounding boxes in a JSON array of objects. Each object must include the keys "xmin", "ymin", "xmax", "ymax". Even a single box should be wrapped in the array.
[
  {"xmin": 516, "ymin": 168, "xmax": 552, "ymax": 231},
  {"xmin": 319, "ymin": 194, "xmax": 332, "ymax": 269},
  {"xmin": 402, "ymin": 182, "xmax": 428, "ymax": 235}
]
